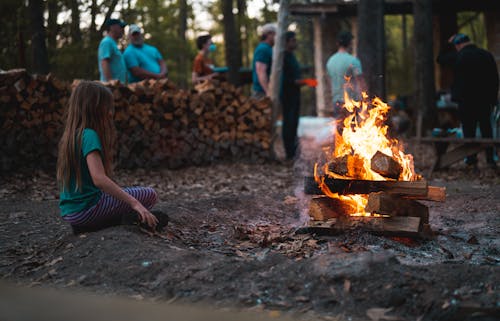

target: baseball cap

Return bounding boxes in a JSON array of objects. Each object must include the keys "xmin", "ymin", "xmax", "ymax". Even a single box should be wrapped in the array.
[
  {"xmin": 451, "ymin": 33, "xmax": 470, "ymax": 45},
  {"xmin": 128, "ymin": 24, "xmax": 142, "ymax": 35},
  {"xmin": 105, "ymin": 18, "xmax": 126, "ymax": 28},
  {"xmin": 259, "ymin": 23, "xmax": 277, "ymax": 36},
  {"xmin": 337, "ymin": 31, "xmax": 353, "ymax": 44}
]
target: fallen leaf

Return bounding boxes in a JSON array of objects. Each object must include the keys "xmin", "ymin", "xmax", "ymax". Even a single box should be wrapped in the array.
[
  {"xmin": 45, "ymin": 257, "xmax": 63, "ymax": 267},
  {"xmin": 268, "ymin": 310, "xmax": 281, "ymax": 318},
  {"xmin": 366, "ymin": 307, "xmax": 403, "ymax": 321},
  {"xmin": 344, "ymin": 279, "xmax": 351, "ymax": 293},
  {"xmin": 283, "ymin": 195, "xmax": 298, "ymax": 205}
]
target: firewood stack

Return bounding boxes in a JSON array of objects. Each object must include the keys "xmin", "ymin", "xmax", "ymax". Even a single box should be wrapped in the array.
[
  {"xmin": 0, "ymin": 69, "xmax": 272, "ymax": 171},
  {"xmin": 305, "ymin": 152, "xmax": 446, "ymax": 238},
  {"xmin": 0, "ymin": 69, "xmax": 70, "ymax": 171}
]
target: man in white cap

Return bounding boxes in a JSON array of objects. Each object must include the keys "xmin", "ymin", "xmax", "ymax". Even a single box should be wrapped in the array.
[
  {"xmin": 251, "ymin": 23, "xmax": 277, "ymax": 98},
  {"xmin": 123, "ymin": 24, "xmax": 168, "ymax": 83}
]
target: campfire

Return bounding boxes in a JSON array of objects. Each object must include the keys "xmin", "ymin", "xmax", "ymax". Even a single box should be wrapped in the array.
[{"xmin": 305, "ymin": 92, "xmax": 445, "ymax": 238}]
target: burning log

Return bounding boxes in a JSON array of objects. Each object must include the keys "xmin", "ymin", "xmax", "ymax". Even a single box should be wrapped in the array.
[
  {"xmin": 327, "ymin": 155, "xmax": 348, "ymax": 176},
  {"xmin": 327, "ymin": 154, "xmax": 365, "ymax": 178},
  {"xmin": 304, "ymin": 176, "xmax": 428, "ymax": 197},
  {"xmin": 308, "ymin": 196, "xmax": 358, "ymax": 220},
  {"xmin": 365, "ymin": 192, "xmax": 429, "ymax": 223},
  {"xmin": 370, "ymin": 151, "xmax": 403, "ymax": 179}
]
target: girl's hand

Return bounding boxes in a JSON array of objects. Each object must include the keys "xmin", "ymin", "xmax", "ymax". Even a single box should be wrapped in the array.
[{"xmin": 132, "ymin": 202, "xmax": 158, "ymax": 228}]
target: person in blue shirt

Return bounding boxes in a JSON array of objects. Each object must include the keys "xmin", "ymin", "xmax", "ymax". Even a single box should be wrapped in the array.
[
  {"xmin": 98, "ymin": 19, "xmax": 127, "ymax": 83},
  {"xmin": 123, "ymin": 24, "xmax": 168, "ymax": 83},
  {"xmin": 252, "ymin": 23, "xmax": 276, "ymax": 98},
  {"xmin": 326, "ymin": 31, "xmax": 365, "ymax": 119}
]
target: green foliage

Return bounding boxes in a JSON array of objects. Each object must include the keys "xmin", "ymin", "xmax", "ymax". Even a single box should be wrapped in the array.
[
  {"xmin": 458, "ymin": 12, "xmax": 487, "ymax": 48},
  {"xmin": 0, "ymin": 0, "xmax": 28, "ymax": 70},
  {"xmin": 385, "ymin": 14, "xmax": 415, "ymax": 98}
]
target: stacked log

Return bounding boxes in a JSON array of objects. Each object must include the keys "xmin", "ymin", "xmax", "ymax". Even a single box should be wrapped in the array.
[
  {"xmin": 0, "ymin": 70, "xmax": 272, "ymax": 171},
  {"xmin": 0, "ymin": 69, "xmax": 70, "ymax": 171}
]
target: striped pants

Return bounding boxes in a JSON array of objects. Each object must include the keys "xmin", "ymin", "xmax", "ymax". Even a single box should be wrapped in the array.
[{"xmin": 62, "ymin": 187, "xmax": 158, "ymax": 231}]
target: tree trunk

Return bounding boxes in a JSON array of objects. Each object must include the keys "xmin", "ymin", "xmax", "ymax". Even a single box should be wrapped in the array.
[
  {"xmin": 413, "ymin": 0, "xmax": 436, "ymax": 137},
  {"xmin": 90, "ymin": 0, "xmax": 99, "ymax": 44},
  {"xmin": 99, "ymin": 0, "xmax": 120, "ymax": 33},
  {"xmin": 436, "ymin": 11, "xmax": 457, "ymax": 91},
  {"xmin": 222, "ymin": 0, "xmax": 242, "ymax": 85},
  {"xmin": 47, "ymin": 0, "xmax": 59, "ymax": 51},
  {"xmin": 17, "ymin": 5, "xmax": 27, "ymax": 68},
  {"xmin": 269, "ymin": 0, "xmax": 289, "ymax": 158},
  {"xmin": 69, "ymin": 0, "xmax": 82, "ymax": 43},
  {"xmin": 178, "ymin": 0, "xmax": 188, "ymax": 88},
  {"xmin": 357, "ymin": 0, "xmax": 385, "ymax": 99},
  {"xmin": 28, "ymin": 0, "xmax": 49, "ymax": 74},
  {"xmin": 237, "ymin": 0, "xmax": 249, "ymax": 67}
]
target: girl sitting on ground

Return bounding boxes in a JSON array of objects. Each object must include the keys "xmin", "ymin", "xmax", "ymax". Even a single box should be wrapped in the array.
[{"xmin": 57, "ymin": 81, "xmax": 166, "ymax": 234}]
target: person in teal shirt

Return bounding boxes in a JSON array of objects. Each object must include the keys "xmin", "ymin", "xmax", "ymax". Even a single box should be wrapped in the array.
[
  {"xmin": 57, "ymin": 81, "xmax": 167, "ymax": 234},
  {"xmin": 326, "ymin": 31, "xmax": 365, "ymax": 118},
  {"xmin": 123, "ymin": 24, "xmax": 168, "ymax": 83},
  {"xmin": 98, "ymin": 19, "xmax": 127, "ymax": 83},
  {"xmin": 252, "ymin": 23, "xmax": 276, "ymax": 98}
]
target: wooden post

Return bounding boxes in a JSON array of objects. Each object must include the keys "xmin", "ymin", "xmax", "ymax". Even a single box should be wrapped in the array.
[
  {"xmin": 357, "ymin": 0, "xmax": 386, "ymax": 99},
  {"xmin": 269, "ymin": 0, "xmax": 289, "ymax": 158},
  {"xmin": 413, "ymin": 0, "xmax": 436, "ymax": 138},
  {"xmin": 485, "ymin": 12, "xmax": 500, "ymax": 91},
  {"xmin": 313, "ymin": 15, "xmax": 339, "ymax": 117},
  {"xmin": 435, "ymin": 11, "xmax": 457, "ymax": 91}
]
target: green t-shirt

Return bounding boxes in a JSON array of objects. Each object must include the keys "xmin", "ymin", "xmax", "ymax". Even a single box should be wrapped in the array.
[
  {"xmin": 252, "ymin": 42, "xmax": 273, "ymax": 93},
  {"xmin": 59, "ymin": 129, "xmax": 103, "ymax": 216}
]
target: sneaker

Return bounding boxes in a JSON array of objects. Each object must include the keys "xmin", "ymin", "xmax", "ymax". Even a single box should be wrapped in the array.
[
  {"xmin": 151, "ymin": 210, "xmax": 169, "ymax": 232},
  {"xmin": 121, "ymin": 210, "xmax": 169, "ymax": 232},
  {"xmin": 487, "ymin": 162, "xmax": 498, "ymax": 170},
  {"xmin": 121, "ymin": 211, "xmax": 140, "ymax": 226}
]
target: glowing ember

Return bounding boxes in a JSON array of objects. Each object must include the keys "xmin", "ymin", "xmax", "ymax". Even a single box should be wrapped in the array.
[{"xmin": 314, "ymin": 90, "xmax": 421, "ymax": 217}]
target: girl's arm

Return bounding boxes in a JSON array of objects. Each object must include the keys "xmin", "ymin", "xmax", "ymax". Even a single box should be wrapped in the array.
[{"xmin": 86, "ymin": 151, "xmax": 158, "ymax": 228}]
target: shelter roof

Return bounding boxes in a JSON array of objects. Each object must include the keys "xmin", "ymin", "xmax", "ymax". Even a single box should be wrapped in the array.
[{"xmin": 290, "ymin": 0, "xmax": 500, "ymax": 16}]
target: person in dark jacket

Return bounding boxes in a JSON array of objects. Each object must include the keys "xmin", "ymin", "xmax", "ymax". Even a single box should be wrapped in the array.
[
  {"xmin": 280, "ymin": 31, "xmax": 305, "ymax": 160},
  {"xmin": 450, "ymin": 33, "xmax": 499, "ymax": 168}
]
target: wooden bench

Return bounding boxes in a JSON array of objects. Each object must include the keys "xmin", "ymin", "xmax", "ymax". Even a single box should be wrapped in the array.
[{"xmin": 412, "ymin": 137, "xmax": 500, "ymax": 175}]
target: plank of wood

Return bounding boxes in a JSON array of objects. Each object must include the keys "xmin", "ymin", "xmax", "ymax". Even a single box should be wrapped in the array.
[
  {"xmin": 301, "ymin": 216, "xmax": 423, "ymax": 237},
  {"xmin": 365, "ymin": 192, "xmax": 429, "ymax": 223},
  {"xmin": 414, "ymin": 137, "xmax": 500, "ymax": 144},
  {"xmin": 304, "ymin": 176, "xmax": 428, "ymax": 196},
  {"xmin": 436, "ymin": 144, "xmax": 488, "ymax": 169},
  {"xmin": 337, "ymin": 216, "xmax": 422, "ymax": 237},
  {"xmin": 404, "ymin": 186, "xmax": 446, "ymax": 202}
]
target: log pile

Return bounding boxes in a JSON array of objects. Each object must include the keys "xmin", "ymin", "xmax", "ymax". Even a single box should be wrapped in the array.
[
  {"xmin": 0, "ymin": 69, "xmax": 70, "ymax": 171},
  {"xmin": 0, "ymin": 69, "xmax": 272, "ymax": 171}
]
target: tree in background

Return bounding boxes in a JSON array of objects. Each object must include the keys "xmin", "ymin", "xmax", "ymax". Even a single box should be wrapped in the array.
[
  {"xmin": 29, "ymin": 0, "xmax": 50, "ymax": 74},
  {"xmin": 222, "ymin": 0, "xmax": 242, "ymax": 85}
]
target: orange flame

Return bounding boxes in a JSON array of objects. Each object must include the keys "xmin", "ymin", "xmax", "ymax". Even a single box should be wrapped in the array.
[{"xmin": 313, "ymin": 90, "xmax": 420, "ymax": 217}]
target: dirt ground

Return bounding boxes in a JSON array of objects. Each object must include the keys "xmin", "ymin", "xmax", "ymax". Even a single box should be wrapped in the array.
[{"xmin": 0, "ymin": 142, "xmax": 499, "ymax": 321}]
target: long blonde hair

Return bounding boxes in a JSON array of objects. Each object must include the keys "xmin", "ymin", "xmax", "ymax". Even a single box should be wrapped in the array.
[{"xmin": 57, "ymin": 81, "xmax": 115, "ymax": 191}]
